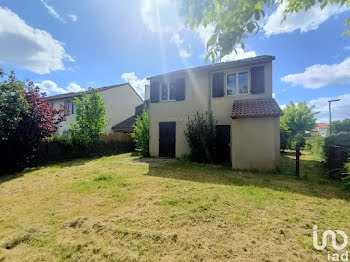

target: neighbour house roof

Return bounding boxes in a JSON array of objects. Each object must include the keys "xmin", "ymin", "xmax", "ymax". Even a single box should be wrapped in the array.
[
  {"xmin": 46, "ymin": 83, "xmax": 142, "ymax": 101},
  {"xmin": 231, "ymin": 98, "xmax": 283, "ymax": 119},
  {"xmin": 317, "ymin": 123, "xmax": 329, "ymax": 129},
  {"xmin": 148, "ymin": 55, "xmax": 275, "ymax": 80},
  {"xmin": 111, "ymin": 115, "xmax": 136, "ymax": 132}
]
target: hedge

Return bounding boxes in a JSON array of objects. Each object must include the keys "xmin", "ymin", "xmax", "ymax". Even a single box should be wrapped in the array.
[{"xmin": 323, "ymin": 132, "xmax": 350, "ymax": 179}]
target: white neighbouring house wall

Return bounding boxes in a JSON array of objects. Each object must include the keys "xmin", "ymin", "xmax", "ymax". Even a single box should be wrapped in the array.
[{"xmin": 47, "ymin": 84, "xmax": 143, "ymax": 135}]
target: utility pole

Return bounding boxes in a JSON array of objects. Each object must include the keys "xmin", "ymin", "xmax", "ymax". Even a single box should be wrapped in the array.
[{"xmin": 328, "ymin": 99, "xmax": 341, "ymax": 135}]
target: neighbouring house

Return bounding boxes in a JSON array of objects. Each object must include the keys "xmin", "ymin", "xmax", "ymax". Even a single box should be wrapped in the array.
[
  {"xmin": 47, "ymin": 83, "xmax": 143, "ymax": 135},
  {"xmin": 148, "ymin": 55, "xmax": 283, "ymax": 171},
  {"xmin": 311, "ymin": 123, "xmax": 329, "ymax": 137}
]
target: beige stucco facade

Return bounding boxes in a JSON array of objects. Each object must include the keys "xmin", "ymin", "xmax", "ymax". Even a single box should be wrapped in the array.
[
  {"xmin": 49, "ymin": 84, "xmax": 143, "ymax": 135},
  {"xmin": 231, "ymin": 117, "xmax": 280, "ymax": 170},
  {"xmin": 149, "ymin": 57, "xmax": 281, "ymax": 170}
]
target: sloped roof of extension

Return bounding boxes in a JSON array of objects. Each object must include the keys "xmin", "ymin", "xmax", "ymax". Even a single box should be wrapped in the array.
[
  {"xmin": 45, "ymin": 83, "xmax": 141, "ymax": 101},
  {"xmin": 231, "ymin": 98, "xmax": 283, "ymax": 119},
  {"xmin": 148, "ymin": 55, "xmax": 275, "ymax": 80},
  {"xmin": 111, "ymin": 115, "xmax": 136, "ymax": 132}
]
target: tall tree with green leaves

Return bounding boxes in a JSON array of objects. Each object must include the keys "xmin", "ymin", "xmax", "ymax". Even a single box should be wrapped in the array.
[
  {"xmin": 70, "ymin": 89, "xmax": 108, "ymax": 145},
  {"xmin": 331, "ymin": 118, "xmax": 350, "ymax": 134},
  {"xmin": 280, "ymin": 102, "xmax": 317, "ymax": 147},
  {"xmin": 131, "ymin": 110, "xmax": 150, "ymax": 156},
  {"xmin": 0, "ymin": 71, "xmax": 28, "ymax": 140},
  {"xmin": 179, "ymin": 0, "xmax": 350, "ymax": 62}
]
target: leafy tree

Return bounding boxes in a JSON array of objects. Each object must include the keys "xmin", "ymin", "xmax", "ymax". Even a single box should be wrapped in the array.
[
  {"xmin": 331, "ymin": 118, "xmax": 350, "ymax": 134},
  {"xmin": 0, "ymin": 71, "xmax": 28, "ymax": 140},
  {"xmin": 131, "ymin": 110, "xmax": 150, "ymax": 156},
  {"xmin": 184, "ymin": 111, "xmax": 216, "ymax": 163},
  {"xmin": 179, "ymin": 0, "xmax": 350, "ymax": 62},
  {"xmin": 280, "ymin": 101, "xmax": 317, "ymax": 148},
  {"xmin": 70, "ymin": 89, "xmax": 108, "ymax": 145},
  {"xmin": 1, "ymin": 83, "xmax": 65, "ymax": 173}
]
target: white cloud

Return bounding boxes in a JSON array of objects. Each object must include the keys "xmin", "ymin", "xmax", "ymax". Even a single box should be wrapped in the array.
[
  {"xmin": 264, "ymin": 2, "xmax": 349, "ymax": 35},
  {"xmin": 40, "ymin": 0, "xmax": 65, "ymax": 23},
  {"xmin": 66, "ymin": 82, "xmax": 84, "ymax": 92},
  {"xmin": 35, "ymin": 80, "xmax": 67, "ymax": 94},
  {"xmin": 170, "ymin": 32, "xmax": 183, "ymax": 45},
  {"xmin": 0, "ymin": 7, "xmax": 74, "ymax": 74},
  {"xmin": 179, "ymin": 49, "xmax": 191, "ymax": 58},
  {"xmin": 281, "ymin": 57, "xmax": 350, "ymax": 89},
  {"xmin": 309, "ymin": 93, "xmax": 350, "ymax": 122},
  {"xmin": 68, "ymin": 14, "xmax": 78, "ymax": 22},
  {"xmin": 35, "ymin": 80, "xmax": 84, "ymax": 94},
  {"xmin": 196, "ymin": 24, "xmax": 215, "ymax": 48},
  {"xmin": 195, "ymin": 24, "xmax": 256, "ymax": 61},
  {"xmin": 121, "ymin": 72, "xmax": 149, "ymax": 98},
  {"xmin": 141, "ymin": 0, "xmax": 182, "ymax": 33},
  {"xmin": 221, "ymin": 48, "xmax": 257, "ymax": 62}
]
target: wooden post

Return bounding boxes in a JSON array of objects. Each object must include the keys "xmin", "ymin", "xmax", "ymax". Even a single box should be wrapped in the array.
[{"xmin": 296, "ymin": 143, "xmax": 301, "ymax": 178}]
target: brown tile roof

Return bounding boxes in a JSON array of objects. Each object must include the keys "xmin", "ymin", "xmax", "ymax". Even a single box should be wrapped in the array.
[
  {"xmin": 231, "ymin": 98, "xmax": 283, "ymax": 119},
  {"xmin": 148, "ymin": 55, "xmax": 275, "ymax": 80}
]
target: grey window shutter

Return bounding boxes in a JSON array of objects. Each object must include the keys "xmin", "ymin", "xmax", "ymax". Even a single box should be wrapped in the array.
[
  {"xmin": 251, "ymin": 66, "xmax": 265, "ymax": 94},
  {"xmin": 175, "ymin": 78, "xmax": 185, "ymax": 101},
  {"xmin": 150, "ymin": 82, "xmax": 160, "ymax": 103},
  {"xmin": 212, "ymin": 72, "xmax": 224, "ymax": 97}
]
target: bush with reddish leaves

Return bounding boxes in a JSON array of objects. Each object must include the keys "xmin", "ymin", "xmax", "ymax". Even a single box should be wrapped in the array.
[{"xmin": 0, "ymin": 75, "xmax": 65, "ymax": 174}]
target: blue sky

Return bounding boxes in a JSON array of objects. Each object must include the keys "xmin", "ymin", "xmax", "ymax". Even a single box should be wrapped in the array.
[{"xmin": 0, "ymin": 0, "xmax": 349, "ymax": 122}]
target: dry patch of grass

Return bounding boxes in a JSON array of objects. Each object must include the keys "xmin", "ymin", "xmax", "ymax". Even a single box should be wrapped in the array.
[{"xmin": 0, "ymin": 152, "xmax": 349, "ymax": 261}]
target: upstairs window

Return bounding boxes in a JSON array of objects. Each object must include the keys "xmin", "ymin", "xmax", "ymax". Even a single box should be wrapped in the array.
[
  {"xmin": 169, "ymin": 83, "xmax": 176, "ymax": 100},
  {"xmin": 161, "ymin": 81, "xmax": 176, "ymax": 101},
  {"xmin": 64, "ymin": 100, "xmax": 70, "ymax": 115},
  {"xmin": 227, "ymin": 74, "xmax": 236, "ymax": 95},
  {"xmin": 71, "ymin": 102, "xmax": 76, "ymax": 114},
  {"xmin": 238, "ymin": 72, "xmax": 248, "ymax": 94},
  {"xmin": 226, "ymin": 71, "xmax": 249, "ymax": 96},
  {"xmin": 161, "ymin": 83, "xmax": 168, "ymax": 101}
]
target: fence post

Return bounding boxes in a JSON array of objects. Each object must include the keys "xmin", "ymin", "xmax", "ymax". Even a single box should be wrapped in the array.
[{"xmin": 296, "ymin": 143, "xmax": 301, "ymax": 178}]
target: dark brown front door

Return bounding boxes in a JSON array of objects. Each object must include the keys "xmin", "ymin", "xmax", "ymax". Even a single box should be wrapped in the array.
[
  {"xmin": 159, "ymin": 122, "xmax": 176, "ymax": 157},
  {"xmin": 215, "ymin": 125, "xmax": 231, "ymax": 163}
]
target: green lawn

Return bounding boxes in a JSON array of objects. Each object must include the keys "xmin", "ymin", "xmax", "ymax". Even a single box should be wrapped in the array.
[{"xmin": 0, "ymin": 152, "xmax": 349, "ymax": 261}]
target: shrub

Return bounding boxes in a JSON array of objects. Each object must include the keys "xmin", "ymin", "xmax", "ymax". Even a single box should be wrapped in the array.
[
  {"xmin": 0, "ymin": 82, "xmax": 65, "ymax": 174},
  {"xmin": 131, "ymin": 110, "xmax": 150, "ymax": 156},
  {"xmin": 305, "ymin": 134, "xmax": 325, "ymax": 160},
  {"xmin": 70, "ymin": 89, "xmax": 108, "ymax": 145},
  {"xmin": 184, "ymin": 111, "xmax": 215, "ymax": 163},
  {"xmin": 280, "ymin": 128, "xmax": 291, "ymax": 150},
  {"xmin": 323, "ymin": 132, "xmax": 350, "ymax": 179}
]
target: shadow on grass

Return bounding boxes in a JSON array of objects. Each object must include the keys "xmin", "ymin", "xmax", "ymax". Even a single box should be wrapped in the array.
[
  {"xmin": 142, "ymin": 154, "xmax": 348, "ymax": 201},
  {"xmin": 0, "ymin": 157, "xmax": 92, "ymax": 185}
]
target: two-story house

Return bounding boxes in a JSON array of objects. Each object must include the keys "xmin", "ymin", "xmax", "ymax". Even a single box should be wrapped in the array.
[
  {"xmin": 47, "ymin": 83, "xmax": 143, "ymax": 135},
  {"xmin": 148, "ymin": 55, "xmax": 283, "ymax": 170},
  {"xmin": 311, "ymin": 123, "xmax": 329, "ymax": 137}
]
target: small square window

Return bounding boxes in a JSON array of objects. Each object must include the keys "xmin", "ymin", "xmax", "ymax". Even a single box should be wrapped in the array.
[
  {"xmin": 161, "ymin": 83, "xmax": 168, "ymax": 101},
  {"xmin": 169, "ymin": 83, "xmax": 176, "ymax": 100},
  {"xmin": 238, "ymin": 72, "xmax": 248, "ymax": 94},
  {"xmin": 71, "ymin": 103, "xmax": 76, "ymax": 114},
  {"xmin": 227, "ymin": 74, "xmax": 236, "ymax": 95}
]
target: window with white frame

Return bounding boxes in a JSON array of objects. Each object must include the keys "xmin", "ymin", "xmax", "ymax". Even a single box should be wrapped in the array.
[
  {"xmin": 161, "ymin": 81, "xmax": 176, "ymax": 101},
  {"xmin": 226, "ymin": 72, "xmax": 249, "ymax": 95}
]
